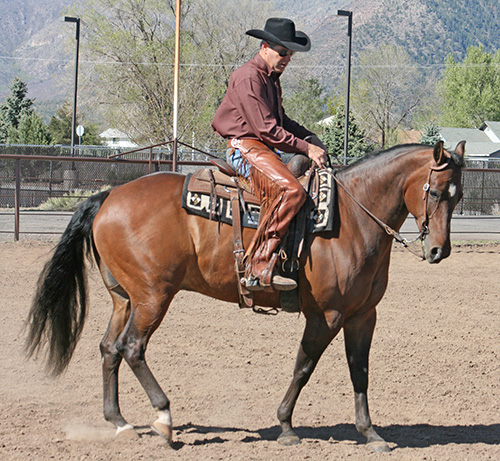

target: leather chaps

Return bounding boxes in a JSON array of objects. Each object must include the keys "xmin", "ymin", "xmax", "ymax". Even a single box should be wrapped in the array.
[{"xmin": 229, "ymin": 139, "xmax": 306, "ymax": 286}]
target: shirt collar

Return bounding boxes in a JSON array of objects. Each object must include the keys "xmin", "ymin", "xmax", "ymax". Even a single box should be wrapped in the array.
[{"xmin": 253, "ymin": 53, "xmax": 282, "ymax": 80}]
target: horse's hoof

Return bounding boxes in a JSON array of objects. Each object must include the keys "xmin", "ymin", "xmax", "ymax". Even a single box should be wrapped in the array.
[
  {"xmin": 151, "ymin": 421, "xmax": 173, "ymax": 447},
  {"xmin": 116, "ymin": 426, "xmax": 140, "ymax": 440},
  {"xmin": 278, "ymin": 433, "xmax": 301, "ymax": 446},
  {"xmin": 367, "ymin": 440, "xmax": 391, "ymax": 453}
]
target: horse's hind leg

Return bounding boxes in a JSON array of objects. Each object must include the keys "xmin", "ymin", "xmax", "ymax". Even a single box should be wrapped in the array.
[
  {"xmin": 343, "ymin": 310, "xmax": 390, "ymax": 453},
  {"xmin": 118, "ymin": 291, "xmax": 176, "ymax": 445},
  {"xmin": 99, "ymin": 269, "xmax": 137, "ymax": 437}
]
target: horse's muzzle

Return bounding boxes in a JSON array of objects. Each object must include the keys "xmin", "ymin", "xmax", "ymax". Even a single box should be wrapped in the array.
[{"xmin": 423, "ymin": 242, "xmax": 451, "ymax": 264}]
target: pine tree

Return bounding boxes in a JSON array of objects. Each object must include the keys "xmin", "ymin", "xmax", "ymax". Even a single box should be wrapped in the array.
[
  {"xmin": 320, "ymin": 106, "xmax": 373, "ymax": 163},
  {"xmin": 0, "ymin": 77, "xmax": 35, "ymax": 142},
  {"xmin": 78, "ymin": 123, "xmax": 103, "ymax": 146},
  {"xmin": 419, "ymin": 123, "xmax": 442, "ymax": 146},
  {"xmin": 8, "ymin": 112, "xmax": 52, "ymax": 145}
]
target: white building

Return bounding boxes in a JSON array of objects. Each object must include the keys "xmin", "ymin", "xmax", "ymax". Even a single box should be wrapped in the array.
[{"xmin": 99, "ymin": 128, "xmax": 138, "ymax": 148}]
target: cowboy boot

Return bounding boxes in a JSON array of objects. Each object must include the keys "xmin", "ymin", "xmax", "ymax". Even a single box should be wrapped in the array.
[{"xmin": 244, "ymin": 237, "xmax": 297, "ymax": 292}]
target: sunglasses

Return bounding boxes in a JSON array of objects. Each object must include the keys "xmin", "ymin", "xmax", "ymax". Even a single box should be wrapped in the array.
[{"xmin": 268, "ymin": 43, "xmax": 295, "ymax": 57}]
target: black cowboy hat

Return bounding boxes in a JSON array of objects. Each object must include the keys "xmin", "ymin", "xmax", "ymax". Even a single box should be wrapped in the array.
[{"xmin": 246, "ymin": 18, "xmax": 311, "ymax": 52}]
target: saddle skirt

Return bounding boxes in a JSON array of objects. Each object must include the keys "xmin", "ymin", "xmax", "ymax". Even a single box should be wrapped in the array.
[
  {"xmin": 181, "ymin": 166, "xmax": 336, "ymax": 234},
  {"xmin": 181, "ymin": 161, "xmax": 337, "ymax": 312}
]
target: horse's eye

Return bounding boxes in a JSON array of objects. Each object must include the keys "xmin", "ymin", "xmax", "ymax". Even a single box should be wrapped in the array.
[{"xmin": 429, "ymin": 190, "xmax": 441, "ymax": 200}]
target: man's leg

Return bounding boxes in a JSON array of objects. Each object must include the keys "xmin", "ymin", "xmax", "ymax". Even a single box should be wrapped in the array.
[{"xmin": 240, "ymin": 141, "xmax": 306, "ymax": 291}]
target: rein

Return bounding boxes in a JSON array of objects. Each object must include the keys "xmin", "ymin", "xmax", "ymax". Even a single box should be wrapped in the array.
[{"xmin": 326, "ymin": 158, "xmax": 451, "ymax": 258}]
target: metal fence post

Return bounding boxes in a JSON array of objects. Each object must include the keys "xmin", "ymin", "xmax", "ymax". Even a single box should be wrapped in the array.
[
  {"xmin": 14, "ymin": 158, "xmax": 20, "ymax": 241},
  {"xmin": 480, "ymin": 169, "xmax": 486, "ymax": 214}
]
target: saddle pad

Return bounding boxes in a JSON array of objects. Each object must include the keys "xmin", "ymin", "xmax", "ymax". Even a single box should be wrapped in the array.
[{"xmin": 181, "ymin": 169, "xmax": 336, "ymax": 233}]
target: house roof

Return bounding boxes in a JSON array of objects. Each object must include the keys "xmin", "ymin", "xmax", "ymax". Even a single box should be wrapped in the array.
[
  {"xmin": 99, "ymin": 128, "xmax": 130, "ymax": 139},
  {"xmin": 440, "ymin": 127, "xmax": 490, "ymax": 144},
  {"xmin": 439, "ymin": 124, "xmax": 500, "ymax": 158},
  {"xmin": 317, "ymin": 115, "xmax": 334, "ymax": 127},
  {"xmin": 479, "ymin": 121, "xmax": 500, "ymax": 142},
  {"xmin": 459, "ymin": 142, "xmax": 500, "ymax": 156}
]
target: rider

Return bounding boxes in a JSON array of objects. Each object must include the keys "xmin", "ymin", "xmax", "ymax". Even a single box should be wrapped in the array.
[{"xmin": 212, "ymin": 17, "xmax": 328, "ymax": 292}]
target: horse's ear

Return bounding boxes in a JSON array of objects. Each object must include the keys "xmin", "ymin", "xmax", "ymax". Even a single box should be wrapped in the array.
[
  {"xmin": 454, "ymin": 140, "xmax": 466, "ymax": 158},
  {"xmin": 450, "ymin": 140, "xmax": 466, "ymax": 167},
  {"xmin": 433, "ymin": 140, "xmax": 445, "ymax": 165}
]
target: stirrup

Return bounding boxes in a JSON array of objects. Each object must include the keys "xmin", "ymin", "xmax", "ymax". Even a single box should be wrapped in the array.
[
  {"xmin": 242, "ymin": 275, "xmax": 264, "ymax": 292},
  {"xmin": 270, "ymin": 274, "xmax": 297, "ymax": 291},
  {"xmin": 242, "ymin": 273, "xmax": 297, "ymax": 292}
]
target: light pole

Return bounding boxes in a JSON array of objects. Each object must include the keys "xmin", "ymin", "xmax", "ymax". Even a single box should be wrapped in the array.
[
  {"xmin": 64, "ymin": 16, "xmax": 80, "ymax": 160},
  {"xmin": 172, "ymin": 0, "xmax": 182, "ymax": 173},
  {"xmin": 337, "ymin": 10, "xmax": 352, "ymax": 165}
]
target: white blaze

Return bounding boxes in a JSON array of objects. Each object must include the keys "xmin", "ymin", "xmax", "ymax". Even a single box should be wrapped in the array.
[{"xmin": 449, "ymin": 183, "xmax": 457, "ymax": 198}]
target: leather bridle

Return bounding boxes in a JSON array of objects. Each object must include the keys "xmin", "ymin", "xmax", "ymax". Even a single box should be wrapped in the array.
[
  {"xmin": 419, "ymin": 157, "xmax": 452, "ymax": 239},
  {"xmin": 327, "ymin": 157, "xmax": 453, "ymax": 258}
]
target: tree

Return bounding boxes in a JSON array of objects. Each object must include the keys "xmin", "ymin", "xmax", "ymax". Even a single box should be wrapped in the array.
[
  {"xmin": 73, "ymin": 0, "xmax": 273, "ymax": 147},
  {"xmin": 78, "ymin": 123, "xmax": 102, "ymax": 145},
  {"xmin": 48, "ymin": 102, "xmax": 72, "ymax": 145},
  {"xmin": 284, "ymin": 78, "xmax": 329, "ymax": 131},
  {"xmin": 320, "ymin": 105, "xmax": 373, "ymax": 163},
  {"xmin": 419, "ymin": 122, "xmax": 442, "ymax": 146},
  {"xmin": 48, "ymin": 102, "xmax": 102, "ymax": 145},
  {"xmin": 438, "ymin": 46, "xmax": 500, "ymax": 128},
  {"xmin": 351, "ymin": 45, "xmax": 426, "ymax": 148},
  {"xmin": 0, "ymin": 77, "xmax": 35, "ymax": 143},
  {"xmin": 7, "ymin": 112, "xmax": 51, "ymax": 145}
]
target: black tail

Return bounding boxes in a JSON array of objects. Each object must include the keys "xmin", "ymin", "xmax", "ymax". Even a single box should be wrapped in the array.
[{"xmin": 25, "ymin": 190, "xmax": 111, "ymax": 375}]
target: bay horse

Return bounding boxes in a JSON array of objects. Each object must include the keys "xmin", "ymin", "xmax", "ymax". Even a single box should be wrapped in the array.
[{"xmin": 26, "ymin": 141, "xmax": 465, "ymax": 453}]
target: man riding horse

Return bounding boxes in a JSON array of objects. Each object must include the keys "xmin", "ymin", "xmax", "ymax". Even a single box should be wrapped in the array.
[{"xmin": 212, "ymin": 17, "xmax": 328, "ymax": 292}]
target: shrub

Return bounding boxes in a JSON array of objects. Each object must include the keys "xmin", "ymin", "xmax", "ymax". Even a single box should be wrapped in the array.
[{"xmin": 38, "ymin": 187, "xmax": 110, "ymax": 211}]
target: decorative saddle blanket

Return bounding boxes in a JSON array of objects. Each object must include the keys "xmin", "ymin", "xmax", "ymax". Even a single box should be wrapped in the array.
[{"xmin": 181, "ymin": 168, "xmax": 336, "ymax": 234}]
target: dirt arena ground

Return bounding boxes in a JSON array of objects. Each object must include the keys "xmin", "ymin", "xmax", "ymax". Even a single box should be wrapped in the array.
[{"xmin": 1, "ymin": 240, "xmax": 499, "ymax": 460}]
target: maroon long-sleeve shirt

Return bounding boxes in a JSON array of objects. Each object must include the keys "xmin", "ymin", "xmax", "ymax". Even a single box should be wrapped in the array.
[{"xmin": 212, "ymin": 53, "xmax": 313, "ymax": 154}]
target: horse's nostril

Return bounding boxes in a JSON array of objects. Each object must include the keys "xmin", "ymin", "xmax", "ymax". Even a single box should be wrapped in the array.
[{"xmin": 429, "ymin": 246, "xmax": 443, "ymax": 262}]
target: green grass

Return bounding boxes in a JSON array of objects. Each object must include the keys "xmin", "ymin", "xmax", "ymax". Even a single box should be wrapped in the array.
[{"xmin": 38, "ymin": 187, "xmax": 110, "ymax": 211}]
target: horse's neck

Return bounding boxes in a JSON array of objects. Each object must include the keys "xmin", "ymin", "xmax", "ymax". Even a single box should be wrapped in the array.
[{"xmin": 339, "ymin": 152, "xmax": 425, "ymax": 230}]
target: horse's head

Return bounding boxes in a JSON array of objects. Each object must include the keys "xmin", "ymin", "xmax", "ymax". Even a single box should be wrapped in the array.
[{"xmin": 404, "ymin": 141, "xmax": 465, "ymax": 263}]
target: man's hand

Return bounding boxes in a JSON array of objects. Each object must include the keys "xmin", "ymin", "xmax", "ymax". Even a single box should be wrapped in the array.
[{"xmin": 306, "ymin": 136, "xmax": 328, "ymax": 169}]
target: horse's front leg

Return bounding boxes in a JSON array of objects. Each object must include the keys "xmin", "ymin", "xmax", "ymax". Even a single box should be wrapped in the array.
[
  {"xmin": 277, "ymin": 310, "xmax": 342, "ymax": 445},
  {"xmin": 343, "ymin": 309, "xmax": 390, "ymax": 453}
]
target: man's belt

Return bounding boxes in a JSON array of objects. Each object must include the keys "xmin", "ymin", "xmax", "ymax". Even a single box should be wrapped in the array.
[{"xmin": 227, "ymin": 139, "xmax": 277, "ymax": 154}]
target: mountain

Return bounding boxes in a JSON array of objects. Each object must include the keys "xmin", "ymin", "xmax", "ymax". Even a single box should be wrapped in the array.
[
  {"xmin": 1, "ymin": 0, "xmax": 499, "ymax": 119},
  {"xmin": 280, "ymin": 0, "xmax": 500, "ymax": 65},
  {"xmin": 0, "ymin": 0, "xmax": 76, "ymax": 119},
  {"xmin": 0, "ymin": 0, "xmax": 75, "ymax": 93}
]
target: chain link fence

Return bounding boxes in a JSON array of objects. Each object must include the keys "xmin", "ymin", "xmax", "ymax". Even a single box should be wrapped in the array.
[
  {"xmin": 0, "ymin": 144, "xmax": 220, "ymax": 208},
  {"xmin": 460, "ymin": 159, "xmax": 500, "ymax": 215},
  {"xmin": 1, "ymin": 144, "xmax": 500, "ymax": 239}
]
